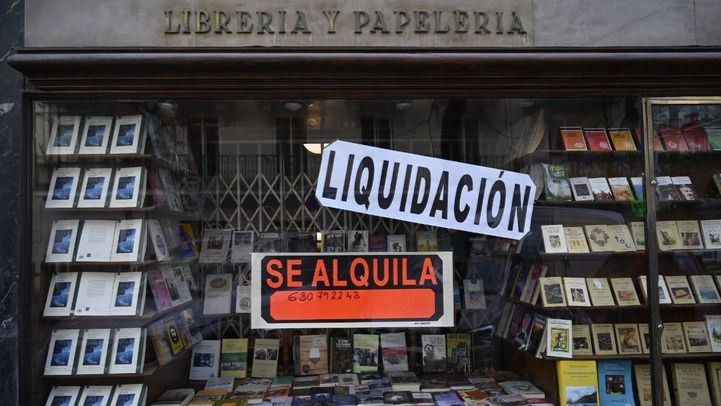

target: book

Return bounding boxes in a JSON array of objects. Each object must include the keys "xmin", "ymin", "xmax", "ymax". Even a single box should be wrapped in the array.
[
  {"xmin": 110, "ymin": 384, "xmax": 147, "ymax": 406},
  {"xmin": 591, "ymin": 324, "xmax": 617, "ymax": 355},
  {"xmin": 630, "ymin": 221, "xmax": 645, "ymax": 250},
  {"xmin": 584, "ymin": 128, "xmax": 612, "ymax": 151},
  {"xmin": 556, "ymin": 360, "xmax": 599, "ymax": 406},
  {"xmin": 329, "ymin": 337, "xmax": 353, "ymax": 374},
  {"xmin": 610, "ymin": 278, "xmax": 641, "ymax": 306},
  {"xmin": 584, "ymin": 225, "xmax": 613, "ymax": 252},
  {"xmin": 676, "ymin": 220, "xmax": 704, "ymax": 249},
  {"xmin": 608, "ymin": 177, "xmax": 634, "ymax": 201},
  {"xmin": 661, "ymin": 322, "xmax": 687, "ymax": 353},
  {"xmin": 351, "ymin": 334, "xmax": 378, "ymax": 374},
  {"xmin": 707, "ymin": 127, "xmax": 721, "ymax": 150},
  {"xmin": 108, "ymin": 327, "xmax": 145, "ymax": 374},
  {"xmin": 420, "ymin": 335, "xmax": 446, "ymax": 373},
  {"xmin": 546, "ymin": 318, "xmax": 572, "ymax": 359},
  {"xmin": 147, "ymin": 220, "xmax": 171, "ymax": 262},
  {"xmin": 203, "ymin": 274, "xmax": 233, "ymax": 315},
  {"xmin": 564, "ymin": 227, "xmax": 590, "ymax": 254},
  {"xmin": 415, "ymin": 231, "xmax": 438, "ymax": 252},
  {"xmin": 498, "ymin": 381, "xmax": 545, "ymax": 399},
  {"xmin": 638, "ymin": 275, "xmax": 672, "ymax": 304},
  {"xmin": 368, "ymin": 235, "xmax": 387, "ymax": 252},
  {"xmin": 563, "ymin": 277, "xmax": 591, "ymax": 307},
  {"xmin": 236, "ymin": 285, "xmax": 251, "ymax": 313},
  {"xmin": 634, "ymin": 364, "xmax": 672, "ymax": 406},
  {"xmin": 110, "ymin": 219, "xmax": 146, "ymax": 262},
  {"xmin": 585, "ymin": 277, "xmax": 615, "ymax": 306},
  {"xmin": 77, "ymin": 116, "xmax": 113, "ymax": 154},
  {"xmin": 446, "ymin": 334, "xmax": 472, "ymax": 373},
  {"xmin": 190, "ymin": 339, "xmax": 222, "ymax": 380},
  {"xmin": 199, "ymin": 228, "xmax": 232, "ymax": 264},
  {"xmin": 46, "ymin": 219, "xmax": 81, "ymax": 263},
  {"xmin": 45, "ymin": 386, "xmax": 82, "ymax": 406},
  {"xmin": 44, "ymin": 329, "xmax": 80, "ymax": 376},
  {"xmin": 380, "ymin": 333, "xmax": 408, "ymax": 372},
  {"xmin": 77, "ymin": 167, "xmax": 114, "ymax": 208},
  {"xmin": 672, "ymin": 176, "xmax": 699, "ymax": 201},
  {"xmin": 701, "ymin": 219, "xmax": 721, "ymax": 249},
  {"xmin": 683, "ymin": 321, "xmax": 712, "ymax": 353},
  {"xmin": 541, "ymin": 163, "xmax": 572, "ymax": 201},
  {"xmin": 539, "ymin": 277, "xmax": 566, "ymax": 307},
  {"xmin": 587, "ymin": 177, "xmax": 613, "ymax": 201},
  {"xmin": 75, "ymin": 328, "xmax": 111, "ymax": 375},
  {"xmin": 77, "ymin": 385, "xmax": 114, "ymax": 406},
  {"xmin": 152, "ymin": 388, "xmax": 195, "ymax": 405},
  {"xmin": 74, "ymin": 219, "xmax": 117, "ymax": 262},
  {"xmin": 665, "ymin": 275, "xmax": 696, "ymax": 304},
  {"xmin": 560, "ymin": 127, "xmax": 587, "ymax": 151},
  {"xmin": 652, "ymin": 131, "xmax": 665, "ymax": 151},
  {"xmin": 46, "ymin": 167, "xmax": 82, "ymax": 209},
  {"xmin": 109, "ymin": 271, "xmax": 145, "ymax": 316},
  {"xmin": 638, "ymin": 324, "xmax": 651, "ymax": 354},
  {"xmin": 655, "ymin": 176, "xmax": 679, "ymax": 200},
  {"xmin": 74, "ymin": 272, "xmax": 120, "ymax": 316},
  {"xmin": 347, "ymin": 230, "xmax": 369, "ymax": 252},
  {"xmin": 323, "ymin": 230, "xmax": 346, "ymax": 252},
  {"xmin": 706, "ymin": 315, "xmax": 721, "ymax": 352},
  {"xmin": 220, "ymin": 338, "xmax": 248, "ymax": 378},
  {"xmin": 252, "ymin": 339, "xmax": 280, "ymax": 378},
  {"xmin": 230, "ymin": 230, "xmax": 254, "ymax": 263},
  {"xmin": 44, "ymin": 272, "xmax": 79, "ymax": 317},
  {"xmin": 630, "ymin": 177, "xmax": 644, "ymax": 200},
  {"xmin": 569, "ymin": 177, "xmax": 594, "ymax": 201},
  {"xmin": 285, "ymin": 232, "xmax": 318, "ymax": 252},
  {"xmin": 614, "ymin": 324, "xmax": 642, "ymax": 355},
  {"xmin": 110, "ymin": 166, "xmax": 146, "ymax": 208},
  {"xmin": 672, "ymin": 363, "xmax": 712, "ymax": 405},
  {"xmin": 47, "ymin": 115, "xmax": 82, "ymax": 155},
  {"xmin": 683, "ymin": 127, "xmax": 709, "ymax": 151},
  {"xmin": 597, "ymin": 360, "xmax": 634, "ymax": 406},
  {"xmin": 656, "ymin": 220, "xmax": 682, "ymax": 251},
  {"xmin": 709, "ymin": 362, "xmax": 721, "ymax": 406},
  {"xmin": 608, "ymin": 128, "xmax": 637, "ymax": 151},
  {"xmin": 607, "ymin": 224, "xmax": 636, "ymax": 252},
  {"xmin": 661, "ymin": 127, "xmax": 690, "ymax": 151},
  {"xmin": 110, "ymin": 115, "xmax": 145, "ymax": 154},
  {"xmin": 571, "ymin": 325, "xmax": 593, "ymax": 356},
  {"xmin": 386, "ymin": 235, "xmax": 406, "ymax": 252},
  {"xmin": 178, "ymin": 222, "xmax": 200, "ymax": 259},
  {"xmin": 463, "ymin": 279, "xmax": 485, "ymax": 309},
  {"xmin": 540, "ymin": 224, "xmax": 567, "ymax": 253},
  {"xmin": 690, "ymin": 274, "xmax": 721, "ymax": 303},
  {"xmin": 296, "ymin": 334, "xmax": 329, "ymax": 376},
  {"xmin": 431, "ymin": 392, "xmax": 462, "ymax": 406}
]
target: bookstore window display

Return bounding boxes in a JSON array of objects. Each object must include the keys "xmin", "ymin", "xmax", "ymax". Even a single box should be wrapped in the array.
[{"xmin": 28, "ymin": 97, "xmax": 718, "ymax": 405}]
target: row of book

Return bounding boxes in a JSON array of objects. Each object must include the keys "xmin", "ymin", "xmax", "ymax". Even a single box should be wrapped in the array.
[
  {"xmin": 652, "ymin": 126, "xmax": 721, "ymax": 152},
  {"xmin": 559, "ymin": 127, "xmax": 638, "ymax": 152},
  {"xmin": 46, "ymin": 166, "xmax": 146, "ymax": 209},
  {"xmin": 559, "ymin": 125, "xmax": 721, "ymax": 153},
  {"xmin": 44, "ymin": 327, "xmax": 146, "ymax": 376},
  {"xmin": 46, "ymin": 219, "xmax": 153, "ymax": 263},
  {"xmin": 45, "ymin": 114, "xmax": 146, "ymax": 156},
  {"xmin": 45, "ymin": 384, "xmax": 147, "ymax": 406}
]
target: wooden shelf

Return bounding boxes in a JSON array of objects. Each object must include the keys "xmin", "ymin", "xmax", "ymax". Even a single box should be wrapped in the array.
[
  {"xmin": 545, "ymin": 352, "xmax": 721, "ymax": 360},
  {"xmin": 44, "ymin": 205, "xmax": 157, "ymax": 213},
  {"xmin": 42, "ymin": 257, "xmax": 197, "ymax": 269},
  {"xmin": 508, "ymin": 297, "xmax": 721, "ymax": 312},
  {"xmin": 45, "ymin": 301, "xmax": 197, "ymax": 328}
]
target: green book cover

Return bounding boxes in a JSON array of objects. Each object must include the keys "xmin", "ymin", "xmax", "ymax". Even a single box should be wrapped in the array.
[
  {"xmin": 706, "ymin": 127, "xmax": 721, "ymax": 150},
  {"xmin": 542, "ymin": 163, "xmax": 572, "ymax": 201},
  {"xmin": 352, "ymin": 334, "xmax": 379, "ymax": 373},
  {"xmin": 220, "ymin": 338, "xmax": 248, "ymax": 378}
]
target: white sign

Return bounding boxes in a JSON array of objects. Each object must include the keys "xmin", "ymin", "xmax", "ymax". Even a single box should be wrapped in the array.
[{"xmin": 316, "ymin": 141, "xmax": 535, "ymax": 240}]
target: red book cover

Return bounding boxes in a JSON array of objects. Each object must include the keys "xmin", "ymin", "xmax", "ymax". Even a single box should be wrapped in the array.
[
  {"xmin": 682, "ymin": 127, "xmax": 709, "ymax": 152},
  {"xmin": 560, "ymin": 128, "xmax": 587, "ymax": 151},
  {"xmin": 660, "ymin": 128, "xmax": 689, "ymax": 151},
  {"xmin": 584, "ymin": 129, "xmax": 612, "ymax": 151}
]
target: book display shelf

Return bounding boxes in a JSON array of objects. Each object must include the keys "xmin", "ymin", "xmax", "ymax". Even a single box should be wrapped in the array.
[{"xmin": 27, "ymin": 98, "xmax": 721, "ymax": 406}]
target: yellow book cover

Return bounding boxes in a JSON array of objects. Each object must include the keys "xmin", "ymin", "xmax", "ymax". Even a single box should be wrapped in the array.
[
  {"xmin": 220, "ymin": 338, "xmax": 248, "ymax": 378},
  {"xmin": 557, "ymin": 360, "xmax": 599, "ymax": 406},
  {"xmin": 608, "ymin": 128, "xmax": 637, "ymax": 151}
]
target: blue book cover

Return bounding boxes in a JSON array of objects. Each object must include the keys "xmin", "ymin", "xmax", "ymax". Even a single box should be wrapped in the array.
[{"xmin": 598, "ymin": 359, "xmax": 635, "ymax": 406}]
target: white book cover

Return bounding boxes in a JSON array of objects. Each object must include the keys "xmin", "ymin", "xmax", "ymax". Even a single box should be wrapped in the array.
[
  {"xmin": 236, "ymin": 285, "xmax": 251, "ymax": 313},
  {"xmin": 45, "ymin": 219, "xmax": 80, "ymax": 263},
  {"xmin": 44, "ymin": 386, "xmax": 82, "ymax": 406},
  {"xmin": 110, "ymin": 219, "xmax": 145, "ymax": 262},
  {"xmin": 252, "ymin": 338, "xmax": 280, "ymax": 378},
  {"xmin": 109, "ymin": 166, "xmax": 146, "ymax": 208},
  {"xmin": 77, "ymin": 168, "xmax": 113, "ymax": 208},
  {"xmin": 701, "ymin": 220, "xmax": 721, "ymax": 249},
  {"xmin": 109, "ymin": 272, "xmax": 144, "ymax": 316},
  {"xmin": 77, "ymin": 385, "xmax": 114, "ymax": 406},
  {"xmin": 147, "ymin": 219, "xmax": 170, "ymax": 261},
  {"xmin": 463, "ymin": 279, "xmax": 485, "ymax": 309},
  {"xmin": 587, "ymin": 177, "xmax": 613, "ymax": 201},
  {"xmin": 665, "ymin": 275, "xmax": 696, "ymax": 304},
  {"xmin": 46, "ymin": 167, "xmax": 82, "ymax": 208},
  {"xmin": 563, "ymin": 277, "xmax": 591, "ymax": 307},
  {"xmin": 203, "ymin": 273, "xmax": 233, "ymax": 315},
  {"xmin": 420, "ymin": 334, "xmax": 446, "ymax": 373},
  {"xmin": 110, "ymin": 383, "xmax": 147, "ymax": 406},
  {"xmin": 380, "ymin": 332, "xmax": 409, "ymax": 372},
  {"xmin": 74, "ymin": 272, "xmax": 115, "ymax": 316},
  {"xmin": 569, "ymin": 177, "xmax": 594, "ymax": 201},
  {"xmin": 199, "ymin": 229, "xmax": 232, "ymax": 264},
  {"xmin": 190, "ymin": 340, "xmax": 221, "ymax": 380},
  {"xmin": 76, "ymin": 329, "xmax": 112, "ymax": 375},
  {"xmin": 541, "ymin": 224, "xmax": 567, "ymax": 253},
  {"xmin": 690, "ymin": 275, "xmax": 721, "ymax": 304},
  {"xmin": 109, "ymin": 115, "xmax": 145, "ymax": 154},
  {"xmin": 44, "ymin": 272, "xmax": 79, "ymax": 317},
  {"xmin": 230, "ymin": 230, "xmax": 255, "ymax": 263},
  {"xmin": 75, "ymin": 220, "xmax": 116, "ymax": 262},
  {"xmin": 607, "ymin": 224, "xmax": 637, "ymax": 252},
  {"xmin": 546, "ymin": 319, "xmax": 573, "ymax": 358},
  {"xmin": 706, "ymin": 315, "xmax": 721, "ymax": 352},
  {"xmin": 108, "ymin": 328, "xmax": 144, "ymax": 374},
  {"xmin": 44, "ymin": 329, "xmax": 80, "ymax": 376},
  {"xmin": 162, "ymin": 265, "xmax": 193, "ymax": 307},
  {"xmin": 630, "ymin": 221, "xmax": 646, "ymax": 250},
  {"xmin": 78, "ymin": 116, "xmax": 113, "ymax": 155},
  {"xmin": 387, "ymin": 234, "xmax": 406, "ymax": 252},
  {"xmin": 676, "ymin": 220, "xmax": 704, "ymax": 250},
  {"xmin": 638, "ymin": 275, "xmax": 672, "ymax": 304},
  {"xmin": 46, "ymin": 115, "xmax": 82, "ymax": 155},
  {"xmin": 347, "ymin": 230, "xmax": 369, "ymax": 252}
]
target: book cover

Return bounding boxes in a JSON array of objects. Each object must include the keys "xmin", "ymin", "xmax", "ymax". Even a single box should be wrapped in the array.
[
  {"xmin": 630, "ymin": 177, "xmax": 644, "ymax": 200},
  {"xmin": 386, "ymin": 235, "xmax": 406, "ymax": 252},
  {"xmin": 73, "ymin": 220, "xmax": 115, "ymax": 262},
  {"xmin": 563, "ymin": 277, "xmax": 591, "ymax": 307},
  {"xmin": 76, "ymin": 329, "xmax": 111, "ymax": 376},
  {"xmin": 109, "ymin": 271, "xmax": 144, "ymax": 316},
  {"xmin": 203, "ymin": 274, "xmax": 233, "ymax": 315},
  {"xmin": 707, "ymin": 127, "xmax": 721, "ymax": 150},
  {"xmin": 560, "ymin": 127, "xmax": 587, "ymax": 151},
  {"xmin": 707, "ymin": 315, "xmax": 721, "ymax": 352},
  {"xmin": 380, "ymin": 333, "xmax": 409, "ymax": 372},
  {"xmin": 190, "ymin": 340, "xmax": 222, "ymax": 380},
  {"xmin": 415, "ymin": 231, "xmax": 438, "ymax": 252},
  {"xmin": 546, "ymin": 318, "xmax": 572, "ymax": 359},
  {"xmin": 655, "ymin": 176, "xmax": 679, "ymax": 201},
  {"xmin": 542, "ymin": 163, "xmax": 572, "ymax": 201},
  {"xmin": 690, "ymin": 275, "xmax": 721, "ymax": 303},
  {"xmin": 329, "ymin": 337, "xmax": 353, "ymax": 374},
  {"xmin": 147, "ymin": 220, "xmax": 170, "ymax": 261},
  {"xmin": 178, "ymin": 222, "xmax": 199, "ymax": 259},
  {"xmin": 683, "ymin": 321, "xmax": 712, "ymax": 353},
  {"xmin": 569, "ymin": 177, "xmax": 594, "ymax": 201},
  {"xmin": 109, "ymin": 219, "xmax": 145, "ymax": 262},
  {"xmin": 660, "ymin": 127, "xmax": 689, "ymax": 151},
  {"xmin": 683, "ymin": 127, "xmax": 709, "ymax": 151},
  {"xmin": 629, "ymin": 222, "xmax": 646, "ymax": 251},
  {"xmin": 44, "ymin": 329, "xmax": 80, "ymax": 376},
  {"xmin": 638, "ymin": 275, "xmax": 672, "ymax": 305},
  {"xmin": 199, "ymin": 229, "xmax": 232, "ymax": 264},
  {"xmin": 78, "ymin": 167, "xmax": 113, "ymax": 208},
  {"xmin": 322, "ymin": 230, "xmax": 346, "ymax": 252},
  {"xmin": 587, "ymin": 177, "xmax": 614, "ymax": 201},
  {"xmin": 701, "ymin": 219, "xmax": 721, "ymax": 249},
  {"xmin": 584, "ymin": 128, "xmax": 612, "ymax": 151},
  {"xmin": 296, "ymin": 334, "xmax": 329, "ymax": 376},
  {"xmin": 73, "ymin": 272, "xmax": 115, "ymax": 316},
  {"xmin": 606, "ymin": 224, "xmax": 637, "ymax": 252},
  {"xmin": 564, "ymin": 226, "xmax": 590, "ymax": 254},
  {"xmin": 463, "ymin": 279, "xmax": 485, "ymax": 309},
  {"xmin": 591, "ymin": 324, "xmax": 617, "ymax": 355},
  {"xmin": 539, "ymin": 277, "xmax": 566, "ymax": 307},
  {"xmin": 109, "ymin": 327, "xmax": 144, "ymax": 375},
  {"xmin": 608, "ymin": 128, "xmax": 637, "ymax": 151},
  {"xmin": 676, "ymin": 220, "xmax": 704, "ymax": 249},
  {"xmin": 446, "ymin": 334, "xmax": 472, "ymax": 373},
  {"xmin": 665, "ymin": 275, "xmax": 696, "ymax": 304},
  {"xmin": 556, "ymin": 360, "xmax": 599, "ymax": 406},
  {"xmin": 608, "ymin": 177, "xmax": 634, "ymax": 201},
  {"xmin": 352, "ymin": 334, "xmax": 379, "ymax": 374},
  {"xmin": 285, "ymin": 232, "xmax": 318, "ymax": 252},
  {"xmin": 252, "ymin": 338, "xmax": 279, "ymax": 378},
  {"xmin": 45, "ymin": 386, "xmax": 82, "ymax": 406},
  {"xmin": 571, "ymin": 325, "xmax": 593, "ymax": 356},
  {"xmin": 661, "ymin": 323, "xmax": 687, "ymax": 353},
  {"xmin": 672, "ymin": 176, "xmax": 699, "ymax": 201},
  {"xmin": 230, "ymin": 231, "xmax": 254, "ymax": 263},
  {"xmin": 709, "ymin": 362, "xmax": 721, "ymax": 406},
  {"xmin": 109, "ymin": 115, "xmax": 145, "ymax": 154},
  {"xmin": 77, "ymin": 385, "xmax": 114, "ymax": 406},
  {"xmin": 431, "ymin": 392, "xmax": 462, "ymax": 406},
  {"xmin": 420, "ymin": 335, "xmax": 446, "ymax": 373},
  {"xmin": 47, "ymin": 115, "xmax": 82, "ymax": 155},
  {"xmin": 656, "ymin": 220, "xmax": 682, "ymax": 251},
  {"xmin": 347, "ymin": 230, "xmax": 369, "ymax": 252},
  {"xmin": 236, "ymin": 285, "xmax": 251, "ymax": 313},
  {"xmin": 585, "ymin": 277, "xmax": 615, "ymax": 306},
  {"xmin": 109, "ymin": 166, "xmax": 146, "ymax": 208},
  {"xmin": 498, "ymin": 381, "xmax": 545, "ymax": 399},
  {"xmin": 597, "ymin": 360, "xmax": 634, "ymax": 406},
  {"xmin": 46, "ymin": 167, "xmax": 82, "ymax": 209},
  {"xmin": 541, "ymin": 224, "xmax": 568, "ymax": 253},
  {"xmin": 44, "ymin": 272, "xmax": 79, "ymax": 317},
  {"xmin": 584, "ymin": 225, "xmax": 614, "ymax": 252},
  {"xmin": 672, "ymin": 363, "xmax": 712, "ymax": 405},
  {"xmin": 368, "ymin": 235, "xmax": 387, "ymax": 252},
  {"xmin": 610, "ymin": 277, "xmax": 641, "ymax": 306},
  {"xmin": 634, "ymin": 364, "xmax": 671, "ymax": 406},
  {"xmin": 614, "ymin": 324, "xmax": 642, "ymax": 355},
  {"xmin": 220, "ymin": 338, "xmax": 248, "ymax": 378}
]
